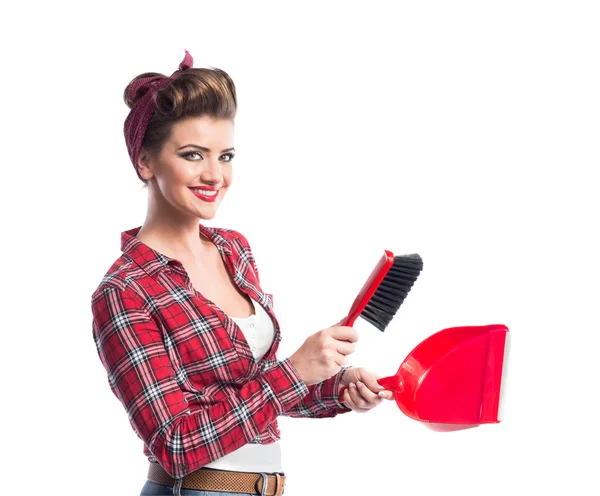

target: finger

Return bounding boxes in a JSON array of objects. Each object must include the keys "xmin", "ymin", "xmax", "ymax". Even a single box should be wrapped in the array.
[
  {"xmin": 343, "ymin": 386, "xmax": 356, "ymax": 407},
  {"xmin": 333, "ymin": 317, "xmax": 347, "ymax": 326},
  {"xmin": 359, "ymin": 373, "xmax": 384, "ymax": 394},
  {"xmin": 329, "ymin": 326, "xmax": 359, "ymax": 343},
  {"xmin": 349, "ymin": 382, "xmax": 380, "ymax": 410},
  {"xmin": 344, "ymin": 384, "xmax": 365, "ymax": 412},
  {"xmin": 334, "ymin": 352, "xmax": 350, "ymax": 367},
  {"xmin": 334, "ymin": 340, "xmax": 356, "ymax": 356},
  {"xmin": 383, "ymin": 391, "xmax": 395, "ymax": 400},
  {"xmin": 355, "ymin": 380, "xmax": 384, "ymax": 405}
]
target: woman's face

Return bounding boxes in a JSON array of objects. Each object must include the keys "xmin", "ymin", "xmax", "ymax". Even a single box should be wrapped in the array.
[{"xmin": 138, "ymin": 116, "xmax": 235, "ymax": 221}]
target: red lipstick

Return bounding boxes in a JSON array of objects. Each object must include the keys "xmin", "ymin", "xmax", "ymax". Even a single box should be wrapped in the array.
[{"xmin": 189, "ymin": 187, "xmax": 219, "ymax": 203}]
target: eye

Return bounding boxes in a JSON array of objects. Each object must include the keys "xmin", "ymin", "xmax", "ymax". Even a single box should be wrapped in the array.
[
  {"xmin": 221, "ymin": 152, "xmax": 235, "ymax": 162},
  {"xmin": 180, "ymin": 151, "xmax": 235, "ymax": 162},
  {"xmin": 181, "ymin": 151, "xmax": 202, "ymax": 160}
]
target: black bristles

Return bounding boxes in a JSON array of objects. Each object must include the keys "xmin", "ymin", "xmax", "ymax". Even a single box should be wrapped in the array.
[{"xmin": 360, "ymin": 253, "xmax": 423, "ymax": 332}]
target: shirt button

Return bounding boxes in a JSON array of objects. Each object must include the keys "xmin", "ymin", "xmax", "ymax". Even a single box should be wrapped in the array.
[{"xmin": 249, "ymin": 323, "xmax": 254, "ymax": 328}]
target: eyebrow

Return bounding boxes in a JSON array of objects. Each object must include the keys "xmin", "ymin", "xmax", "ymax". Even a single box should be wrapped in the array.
[{"xmin": 176, "ymin": 144, "xmax": 235, "ymax": 153}]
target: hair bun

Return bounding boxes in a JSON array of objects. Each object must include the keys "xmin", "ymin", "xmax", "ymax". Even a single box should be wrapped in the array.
[{"xmin": 123, "ymin": 72, "xmax": 168, "ymax": 109}]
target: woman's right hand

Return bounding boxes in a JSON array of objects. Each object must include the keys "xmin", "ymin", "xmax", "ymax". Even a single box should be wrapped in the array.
[{"xmin": 288, "ymin": 318, "xmax": 358, "ymax": 386}]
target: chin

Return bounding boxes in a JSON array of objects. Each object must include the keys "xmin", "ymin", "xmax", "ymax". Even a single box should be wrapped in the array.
[{"xmin": 197, "ymin": 209, "xmax": 218, "ymax": 221}]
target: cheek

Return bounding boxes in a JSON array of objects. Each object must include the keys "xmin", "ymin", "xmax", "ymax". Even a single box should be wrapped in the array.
[
  {"xmin": 223, "ymin": 165, "xmax": 233, "ymax": 185},
  {"xmin": 171, "ymin": 164, "xmax": 193, "ymax": 182},
  {"xmin": 157, "ymin": 167, "xmax": 191, "ymax": 198},
  {"xmin": 166, "ymin": 164, "xmax": 194, "ymax": 187}
]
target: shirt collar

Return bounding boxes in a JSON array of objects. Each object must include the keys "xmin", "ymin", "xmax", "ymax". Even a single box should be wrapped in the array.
[{"xmin": 120, "ymin": 224, "xmax": 232, "ymax": 277}]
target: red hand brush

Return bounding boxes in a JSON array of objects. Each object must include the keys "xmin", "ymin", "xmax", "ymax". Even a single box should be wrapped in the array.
[
  {"xmin": 342, "ymin": 250, "xmax": 423, "ymax": 330},
  {"xmin": 339, "ymin": 250, "xmax": 422, "ymax": 398}
]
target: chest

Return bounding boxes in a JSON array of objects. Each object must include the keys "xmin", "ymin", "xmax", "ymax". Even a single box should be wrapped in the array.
[
  {"xmin": 148, "ymin": 244, "xmax": 281, "ymax": 385},
  {"xmin": 183, "ymin": 248, "xmax": 255, "ymax": 319}
]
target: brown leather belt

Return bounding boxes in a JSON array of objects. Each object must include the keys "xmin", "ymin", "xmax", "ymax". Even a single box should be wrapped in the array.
[{"xmin": 147, "ymin": 461, "xmax": 286, "ymax": 495}]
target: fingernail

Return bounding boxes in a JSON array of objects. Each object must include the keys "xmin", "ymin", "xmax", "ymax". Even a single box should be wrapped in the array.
[
  {"xmin": 349, "ymin": 382, "xmax": 356, "ymax": 388},
  {"xmin": 377, "ymin": 385, "xmax": 384, "ymax": 389},
  {"xmin": 378, "ymin": 391, "xmax": 386, "ymax": 397},
  {"xmin": 356, "ymin": 381, "xmax": 363, "ymax": 387}
]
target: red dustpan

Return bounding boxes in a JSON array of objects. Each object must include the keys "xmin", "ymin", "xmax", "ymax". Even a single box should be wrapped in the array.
[
  {"xmin": 379, "ymin": 324, "xmax": 510, "ymax": 429},
  {"xmin": 346, "ymin": 324, "xmax": 510, "ymax": 430}
]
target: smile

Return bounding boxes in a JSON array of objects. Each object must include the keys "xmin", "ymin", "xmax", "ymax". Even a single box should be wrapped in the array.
[{"xmin": 189, "ymin": 187, "xmax": 219, "ymax": 202}]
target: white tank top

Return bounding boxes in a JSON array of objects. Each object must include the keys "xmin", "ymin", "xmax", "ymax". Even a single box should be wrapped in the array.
[{"xmin": 202, "ymin": 297, "xmax": 284, "ymax": 473}]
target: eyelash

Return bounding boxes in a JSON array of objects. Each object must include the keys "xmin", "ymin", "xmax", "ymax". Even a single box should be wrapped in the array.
[{"xmin": 180, "ymin": 151, "xmax": 235, "ymax": 162}]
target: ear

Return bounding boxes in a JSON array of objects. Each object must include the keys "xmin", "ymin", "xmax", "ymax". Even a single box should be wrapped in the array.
[{"xmin": 137, "ymin": 149, "xmax": 154, "ymax": 181}]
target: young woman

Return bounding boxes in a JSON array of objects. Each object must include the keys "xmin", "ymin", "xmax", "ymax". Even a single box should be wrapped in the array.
[{"xmin": 91, "ymin": 49, "xmax": 393, "ymax": 496}]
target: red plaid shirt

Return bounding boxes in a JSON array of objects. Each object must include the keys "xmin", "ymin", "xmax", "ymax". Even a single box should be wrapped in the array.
[{"xmin": 91, "ymin": 225, "xmax": 351, "ymax": 479}]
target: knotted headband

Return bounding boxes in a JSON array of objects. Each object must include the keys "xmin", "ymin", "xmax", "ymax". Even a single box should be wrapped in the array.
[{"xmin": 123, "ymin": 49, "xmax": 194, "ymax": 180}]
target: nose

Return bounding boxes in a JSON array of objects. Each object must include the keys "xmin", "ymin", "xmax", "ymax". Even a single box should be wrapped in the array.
[{"xmin": 199, "ymin": 156, "xmax": 224, "ymax": 185}]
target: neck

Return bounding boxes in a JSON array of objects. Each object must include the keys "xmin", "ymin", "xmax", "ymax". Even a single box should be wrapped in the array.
[{"xmin": 136, "ymin": 193, "xmax": 212, "ymax": 262}]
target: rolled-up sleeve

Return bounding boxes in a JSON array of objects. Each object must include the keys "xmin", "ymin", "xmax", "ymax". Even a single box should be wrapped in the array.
[{"xmin": 279, "ymin": 363, "xmax": 352, "ymax": 418}]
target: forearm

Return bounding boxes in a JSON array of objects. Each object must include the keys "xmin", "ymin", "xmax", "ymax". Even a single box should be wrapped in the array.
[{"xmin": 280, "ymin": 365, "xmax": 353, "ymax": 418}]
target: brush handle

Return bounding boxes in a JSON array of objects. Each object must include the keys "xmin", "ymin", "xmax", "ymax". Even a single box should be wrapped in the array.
[
  {"xmin": 342, "ymin": 250, "xmax": 395, "ymax": 327},
  {"xmin": 338, "ymin": 250, "xmax": 395, "ymax": 403},
  {"xmin": 339, "ymin": 250, "xmax": 394, "ymax": 398}
]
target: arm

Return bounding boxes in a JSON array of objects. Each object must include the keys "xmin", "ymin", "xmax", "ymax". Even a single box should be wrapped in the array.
[
  {"xmin": 91, "ymin": 284, "xmax": 309, "ymax": 479},
  {"xmin": 279, "ymin": 364, "xmax": 353, "ymax": 418},
  {"xmin": 233, "ymin": 230, "xmax": 352, "ymax": 418}
]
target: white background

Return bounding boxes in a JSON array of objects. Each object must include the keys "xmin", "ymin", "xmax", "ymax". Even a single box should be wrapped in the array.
[{"xmin": 2, "ymin": 1, "xmax": 599, "ymax": 495}]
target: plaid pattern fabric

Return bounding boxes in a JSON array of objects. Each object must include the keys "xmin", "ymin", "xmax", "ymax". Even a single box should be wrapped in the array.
[{"xmin": 91, "ymin": 224, "xmax": 351, "ymax": 479}]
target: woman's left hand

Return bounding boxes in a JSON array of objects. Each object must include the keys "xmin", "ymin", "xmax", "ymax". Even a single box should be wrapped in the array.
[{"xmin": 339, "ymin": 367, "xmax": 394, "ymax": 413}]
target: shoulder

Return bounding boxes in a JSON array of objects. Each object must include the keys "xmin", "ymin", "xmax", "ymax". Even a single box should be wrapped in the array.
[
  {"xmin": 209, "ymin": 226, "xmax": 255, "ymax": 256},
  {"xmin": 90, "ymin": 253, "xmax": 145, "ymax": 306},
  {"xmin": 209, "ymin": 225, "xmax": 250, "ymax": 245},
  {"xmin": 209, "ymin": 225, "xmax": 260, "ymax": 280}
]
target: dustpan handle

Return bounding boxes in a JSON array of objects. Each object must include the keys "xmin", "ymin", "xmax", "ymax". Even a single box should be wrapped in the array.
[{"xmin": 338, "ymin": 373, "xmax": 401, "ymax": 402}]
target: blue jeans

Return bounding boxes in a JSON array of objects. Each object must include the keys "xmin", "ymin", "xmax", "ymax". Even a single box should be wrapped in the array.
[{"xmin": 140, "ymin": 480, "xmax": 254, "ymax": 495}]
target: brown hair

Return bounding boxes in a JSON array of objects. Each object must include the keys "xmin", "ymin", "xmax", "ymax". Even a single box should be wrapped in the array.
[{"xmin": 123, "ymin": 67, "xmax": 237, "ymax": 185}]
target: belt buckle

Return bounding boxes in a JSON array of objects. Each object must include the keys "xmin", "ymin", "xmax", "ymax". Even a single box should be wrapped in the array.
[{"xmin": 255, "ymin": 473, "xmax": 285, "ymax": 496}]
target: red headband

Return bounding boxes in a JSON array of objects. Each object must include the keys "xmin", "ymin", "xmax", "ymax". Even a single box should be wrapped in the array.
[{"xmin": 123, "ymin": 49, "xmax": 194, "ymax": 181}]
